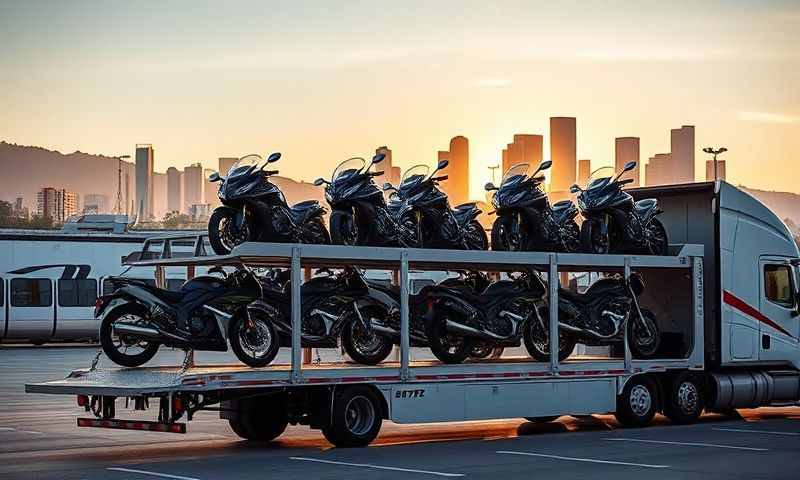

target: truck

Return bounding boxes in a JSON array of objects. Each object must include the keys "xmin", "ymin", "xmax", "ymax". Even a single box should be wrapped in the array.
[{"xmin": 25, "ymin": 181, "xmax": 800, "ymax": 447}]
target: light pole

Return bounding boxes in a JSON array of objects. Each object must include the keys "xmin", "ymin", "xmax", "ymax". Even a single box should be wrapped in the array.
[
  {"xmin": 702, "ymin": 147, "xmax": 727, "ymax": 181},
  {"xmin": 488, "ymin": 164, "xmax": 500, "ymax": 185}
]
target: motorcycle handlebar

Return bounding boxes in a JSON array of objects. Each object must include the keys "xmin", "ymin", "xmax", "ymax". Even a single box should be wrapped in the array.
[
  {"xmin": 431, "ymin": 175, "xmax": 448, "ymax": 182},
  {"xmin": 618, "ymin": 178, "xmax": 634, "ymax": 185},
  {"xmin": 263, "ymin": 170, "xmax": 279, "ymax": 176},
  {"xmin": 369, "ymin": 171, "xmax": 385, "ymax": 176}
]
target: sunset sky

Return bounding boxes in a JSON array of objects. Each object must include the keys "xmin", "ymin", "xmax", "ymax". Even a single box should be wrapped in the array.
[{"xmin": 1, "ymin": 0, "xmax": 799, "ymax": 197}]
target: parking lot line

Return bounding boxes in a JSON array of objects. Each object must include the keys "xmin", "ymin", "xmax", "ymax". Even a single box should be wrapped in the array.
[
  {"xmin": 713, "ymin": 428, "xmax": 800, "ymax": 436},
  {"xmin": 495, "ymin": 451, "xmax": 670, "ymax": 469},
  {"xmin": 290, "ymin": 457, "xmax": 465, "ymax": 477},
  {"xmin": 107, "ymin": 467, "xmax": 200, "ymax": 480},
  {"xmin": 604, "ymin": 438, "xmax": 768, "ymax": 451}
]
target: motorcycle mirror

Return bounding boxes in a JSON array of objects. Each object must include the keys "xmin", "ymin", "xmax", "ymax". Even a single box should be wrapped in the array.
[
  {"xmin": 536, "ymin": 160, "xmax": 553, "ymax": 172},
  {"xmin": 382, "ymin": 183, "xmax": 396, "ymax": 191},
  {"xmin": 623, "ymin": 161, "xmax": 637, "ymax": 172},
  {"xmin": 208, "ymin": 172, "xmax": 221, "ymax": 182},
  {"xmin": 372, "ymin": 153, "xmax": 386, "ymax": 164},
  {"xmin": 436, "ymin": 159, "xmax": 449, "ymax": 171},
  {"xmin": 267, "ymin": 152, "xmax": 281, "ymax": 163},
  {"xmin": 484, "ymin": 182, "xmax": 497, "ymax": 191},
  {"xmin": 532, "ymin": 175, "xmax": 546, "ymax": 183},
  {"xmin": 313, "ymin": 178, "xmax": 326, "ymax": 187},
  {"xmin": 570, "ymin": 184, "xmax": 581, "ymax": 193}
]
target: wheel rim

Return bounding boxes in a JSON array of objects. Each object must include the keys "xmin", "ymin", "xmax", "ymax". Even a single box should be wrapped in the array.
[
  {"xmin": 438, "ymin": 320, "xmax": 467, "ymax": 355},
  {"xmin": 351, "ymin": 322, "xmax": 385, "ymax": 357},
  {"xmin": 470, "ymin": 342, "xmax": 492, "ymax": 358},
  {"xmin": 629, "ymin": 384, "xmax": 652, "ymax": 417},
  {"xmin": 111, "ymin": 314, "xmax": 152, "ymax": 356},
  {"xmin": 591, "ymin": 222, "xmax": 609, "ymax": 253},
  {"xmin": 344, "ymin": 395, "xmax": 376, "ymax": 436},
  {"xmin": 632, "ymin": 314, "xmax": 658, "ymax": 354},
  {"xmin": 238, "ymin": 316, "xmax": 273, "ymax": 359},
  {"xmin": 529, "ymin": 318, "xmax": 570, "ymax": 356},
  {"xmin": 218, "ymin": 215, "xmax": 249, "ymax": 252},
  {"xmin": 677, "ymin": 381, "xmax": 699, "ymax": 415}
]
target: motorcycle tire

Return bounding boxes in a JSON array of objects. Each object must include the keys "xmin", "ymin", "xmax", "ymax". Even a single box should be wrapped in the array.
[
  {"xmin": 425, "ymin": 316, "xmax": 474, "ymax": 364},
  {"xmin": 627, "ymin": 308, "xmax": 660, "ymax": 358},
  {"xmin": 100, "ymin": 306, "xmax": 160, "ymax": 368},
  {"xmin": 646, "ymin": 218, "xmax": 668, "ymax": 256},
  {"xmin": 341, "ymin": 307, "xmax": 394, "ymax": 365},
  {"xmin": 562, "ymin": 220, "xmax": 582, "ymax": 253},
  {"xmin": 330, "ymin": 209, "xmax": 358, "ymax": 246},
  {"xmin": 209, "ymin": 208, "xmax": 249, "ymax": 255},
  {"xmin": 399, "ymin": 211, "xmax": 423, "ymax": 248},
  {"xmin": 465, "ymin": 219, "xmax": 489, "ymax": 250},
  {"xmin": 580, "ymin": 218, "xmax": 610, "ymax": 254},
  {"xmin": 522, "ymin": 318, "xmax": 576, "ymax": 363},
  {"xmin": 306, "ymin": 216, "xmax": 332, "ymax": 244},
  {"xmin": 229, "ymin": 310, "xmax": 280, "ymax": 368},
  {"xmin": 491, "ymin": 215, "xmax": 523, "ymax": 251}
]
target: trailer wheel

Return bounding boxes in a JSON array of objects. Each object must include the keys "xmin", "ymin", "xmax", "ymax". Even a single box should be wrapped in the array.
[
  {"xmin": 322, "ymin": 386, "xmax": 383, "ymax": 447},
  {"xmin": 615, "ymin": 375, "xmax": 658, "ymax": 428},
  {"xmin": 663, "ymin": 372, "xmax": 704, "ymax": 425},
  {"xmin": 229, "ymin": 396, "xmax": 288, "ymax": 442}
]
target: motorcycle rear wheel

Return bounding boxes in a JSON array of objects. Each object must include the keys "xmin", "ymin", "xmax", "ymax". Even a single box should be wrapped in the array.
[
  {"xmin": 646, "ymin": 218, "xmax": 668, "ymax": 256},
  {"xmin": 100, "ymin": 307, "xmax": 160, "ymax": 367},
  {"xmin": 491, "ymin": 215, "xmax": 523, "ymax": 251},
  {"xmin": 522, "ymin": 318, "xmax": 576, "ymax": 363},
  {"xmin": 426, "ymin": 316, "xmax": 474, "ymax": 364},
  {"xmin": 330, "ymin": 210, "xmax": 358, "ymax": 246}
]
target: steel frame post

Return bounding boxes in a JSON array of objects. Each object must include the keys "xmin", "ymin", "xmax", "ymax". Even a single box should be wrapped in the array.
[
  {"xmin": 548, "ymin": 254, "xmax": 559, "ymax": 375},
  {"xmin": 400, "ymin": 250, "xmax": 410, "ymax": 381},
  {"xmin": 623, "ymin": 257, "xmax": 632, "ymax": 372},
  {"xmin": 290, "ymin": 247, "xmax": 302, "ymax": 383},
  {"xmin": 155, "ymin": 265, "xmax": 165, "ymax": 289}
]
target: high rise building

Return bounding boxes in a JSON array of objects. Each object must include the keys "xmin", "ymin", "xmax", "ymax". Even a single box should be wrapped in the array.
[
  {"xmin": 152, "ymin": 172, "xmax": 168, "ymax": 220},
  {"xmin": 670, "ymin": 125, "xmax": 695, "ymax": 184},
  {"xmin": 204, "ymin": 168, "xmax": 219, "ymax": 207},
  {"xmin": 83, "ymin": 194, "xmax": 110, "ymax": 214},
  {"xmin": 706, "ymin": 160, "xmax": 727, "ymax": 182},
  {"xmin": 135, "ymin": 144, "xmax": 154, "ymax": 220},
  {"xmin": 615, "ymin": 137, "xmax": 641, "ymax": 187},
  {"xmin": 501, "ymin": 148, "xmax": 509, "ymax": 174},
  {"xmin": 219, "ymin": 157, "xmax": 238, "ymax": 176},
  {"xmin": 183, "ymin": 163, "xmax": 204, "ymax": 211},
  {"xmin": 577, "ymin": 159, "xmax": 592, "ymax": 186},
  {"xmin": 375, "ymin": 146, "xmax": 400, "ymax": 186},
  {"xmin": 514, "ymin": 134, "xmax": 544, "ymax": 166},
  {"xmin": 166, "ymin": 167, "xmax": 182, "ymax": 213},
  {"xmin": 550, "ymin": 117, "xmax": 577, "ymax": 193},
  {"xmin": 447, "ymin": 136, "xmax": 470, "ymax": 205},
  {"xmin": 505, "ymin": 142, "xmax": 521, "ymax": 173},
  {"xmin": 37, "ymin": 187, "xmax": 79, "ymax": 222},
  {"xmin": 645, "ymin": 153, "xmax": 672, "ymax": 186}
]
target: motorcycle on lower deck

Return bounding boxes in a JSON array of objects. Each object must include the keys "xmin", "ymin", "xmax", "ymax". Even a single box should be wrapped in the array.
[
  {"xmin": 572, "ymin": 161, "xmax": 668, "ymax": 255},
  {"xmin": 207, "ymin": 153, "xmax": 330, "ymax": 255},
  {"xmin": 486, "ymin": 161, "xmax": 580, "ymax": 252},
  {"xmin": 95, "ymin": 266, "xmax": 270, "ymax": 367}
]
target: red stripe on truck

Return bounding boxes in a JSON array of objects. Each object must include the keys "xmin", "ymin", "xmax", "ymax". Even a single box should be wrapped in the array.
[{"xmin": 723, "ymin": 290, "xmax": 795, "ymax": 339}]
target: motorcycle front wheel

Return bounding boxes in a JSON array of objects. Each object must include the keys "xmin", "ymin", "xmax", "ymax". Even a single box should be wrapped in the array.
[
  {"xmin": 330, "ymin": 209, "xmax": 358, "ymax": 246},
  {"xmin": 208, "ymin": 207, "xmax": 249, "ymax": 255},
  {"xmin": 646, "ymin": 218, "xmax": 668, "ymax": 256},
  {"xmin": 491, "ymin": 215, "xmax": 523, "ymax": 251},
  {"xmin": 465, "ymin": 219, "xmax": 489, "ymax": 250},
  {"xmin": 425, "ymin": 316, "xmax": 474, "ymax": 364},
  {"xmin": 580, "ymin": 218, "xmax": 610, "ymax": 254},
  {"xmin": 306, "ymin": 216, "xmax": 332, "ymax": 244},
  {"xmin": 627, "ymin": 308, "xmax": 660, "ymax": 358},
  {"xmin": 522, "ymin": 317, "xmax": 576, "ymax": 363},
  {"xmin": 100, "ymin": 306, "xmax": 160, "ymax": 367},
  {"xmin": 341, "ymin": 308, "xmax": 394, "ymax": 365},
  {"xmin": 229, "ymin": 311, "xmax": 280, "ymax": 368}
]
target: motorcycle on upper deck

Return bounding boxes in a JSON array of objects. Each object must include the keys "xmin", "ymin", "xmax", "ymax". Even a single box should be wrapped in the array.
[
  {"xmin": 486, "ymin": 161, "xmax": 580, "ymax": 253},
  {"xmin": 571, "ymin": 161, "xmax": 668, "ymax": 255},
  {"xmin": 384, "ymin": 159, "xmax": 487, "ymax": 250},
  {"xmin": 207, "ymin": 153, "xmax": 330, "ymax": 255}
]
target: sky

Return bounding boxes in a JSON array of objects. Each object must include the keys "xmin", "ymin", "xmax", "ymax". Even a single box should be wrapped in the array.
[{"xmin": 1, "ymin": 0, "xmax": 799, "ymax": 197}]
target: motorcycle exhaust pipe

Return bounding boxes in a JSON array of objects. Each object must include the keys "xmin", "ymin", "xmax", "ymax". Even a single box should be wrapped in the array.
[
  {"xmin": 112, "ymin": 322, "xmax": 161, "ymax": 339},
  {"xmin": 371, "ymin": 324, "xmax": 398, "ymax": 336},
  {"xmin": 445, "ymin": 320, "xmax": 510, "ymax": 341},
  {"xmin": 557, "ymin": 321, "xmax": 619, "ymax": 340}
]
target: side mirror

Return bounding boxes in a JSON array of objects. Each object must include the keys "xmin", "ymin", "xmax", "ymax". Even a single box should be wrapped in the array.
[
  {"xmin": 372, "ymin": 153, "xmax": 386, "ymax": 164},
  {"xmin": 624, "ymin": 161, "xmax": 637, "ymax": 171},
  {"xmin": 538, "ymin": 160, "xmax": 553, "ymax": 171},
  {"xmin": 313, "ymin": 178, "xmax": 326, "ymax": 187},
  {"xmin": 208, "ymin": 172, "xmax": 221, "ymax": 182},
  {"xmin": 267, "ymin": 152, "xmax": 281, "ymax": 163},
  {"xmin": 484, "ymin": 182, "xmax": 497, "ymax": 191},
  {"xmin": 570, "ymin": 184, "xmax": 581, "ymax": 193},
  {"xmin": 383, "ymin": 183, "xmax": 396, "ymax": 191},
  {"xmin": 532, "ymin": 175, "xmax": 546, "ymax": 183},
  {"xmin": 437, "ymin": 159, "xmax": 449, "ymax": 170}
]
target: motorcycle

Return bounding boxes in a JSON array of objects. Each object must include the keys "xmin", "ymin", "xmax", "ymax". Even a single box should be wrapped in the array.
[
  {"xmin": 571, "ymin": 161, "xmax": 668, "ymax": 255},
  {"xmin": 95, "ymin": 266, "xmax": 270, "ymax": 367},
  {"xmin": 207, "ymin": 153, "xmax": 330, "ymax": 255},
  {"xmin": 315, "ymin": 153, "xmax": 416, "ymax": 247},
  {"xmin": 525, "ymin": 272, "xmax": 661, "ymax": 361},
  {"xmin": 244, "ymin": 268, "xmax": 394, "ymax": 366},
  {"xmin": 385, "ymin": 159, "xmax": 487, "ymax": 250},
  {"xmin": 485, "ymin": 161, "xmax": 580, "ymax": 252}
]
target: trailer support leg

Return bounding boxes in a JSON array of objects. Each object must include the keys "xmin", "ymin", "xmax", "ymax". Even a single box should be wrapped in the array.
[
  {"xmin": 400, "ymin": 250, "xmax": 411, "ymax": 382},
  {"xmin": 623, "ymin": 258, "xmax": 632, "ymax": 372},
  {"xmin": 548, "ymin": 254, "xmax": 559, "ymax": 375},
  {"xmin": 290, "ymin": 247, "xmax": 303, "ymax": 383}
]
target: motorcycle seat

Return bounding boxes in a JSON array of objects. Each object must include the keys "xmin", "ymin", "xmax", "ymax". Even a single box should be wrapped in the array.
[
  {"xmin": 147, "ymin": 286, "xmax": 185, "ymax": 303},
  {"xmin": 453, "ymin": 202, "xmax": 478, "ymax": 214},
  {"xmin": 634, "ymin": 198, "xmax": 657, "ymax": 216},
  {"xmin": 291, "ymin": 200, "xmax": 320, "ymax": 213},
  {"xmin": 552, "ymin": 200, "xmax": 573, "ymax": 211}
]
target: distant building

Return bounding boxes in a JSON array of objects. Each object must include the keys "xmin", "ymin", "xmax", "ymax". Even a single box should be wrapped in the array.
[
  {"xmin": 188, "ymin": 203, "xmax": 211, "ymax": 222},
  {"xmin": 615, "ymin": 137, "xmax": 640, "ymax": 187},
  {"xmin": 204, "ymin": 168, "xmax": 219, "ymax": 207},
  {"xmin": 183, "ymin": 163, "xmax": 204, "ymax": 212},
  {"xmin": 550, "ymin": 117, "xmax": 577, "ymax": 193},
  {"xmin": 447, "ymin": 136, "xmax": 470, "ymax": 205},
  {"xmin": 375, "ymin": 146, "xmax": 401, "ymax": 187},
  {"xmin": 501, "ymin": 148, "xmax": 509, "ymax": 174},
  {"xmin": 577, "ymin": 159, "xmax": 592, "ymax": 186},
  {"xmin": 219, "ymin": 157, "xmax": 238, "ymax": 176},
  {"xmin": 13, "ymin": 197, "xmax": 29, "ymax": 219},
  {"xmin": 83, "ymin": 193, "xmax": 110, "ymax": 214},
  {"xmin": 37, "ymin": 187, "xmax": 79, "ymax": 222},
  {"xmin": 670, "ymin": 125, "xmax": 695, "ymax": 184},
  {"xmin": 135, "ymin": 144, "xmax": 154, "ymax": 220},
  {"xmin": 152, "ymin": 172, "xmax": 168, "ymax": 220},
  {"xmin": 645, "ymin": 153, "xmax": 672, "ymax": 186},
  {"xmin": 706, "ymin": 160, "xmax": 727, "ymax": 182},
  {"xmin": 514, "ymin": 134, "xmax": 544, "ymax": 166},
  {"xmin": 166, "ymin": 167, "xmax": 182, "ymax": 213}
]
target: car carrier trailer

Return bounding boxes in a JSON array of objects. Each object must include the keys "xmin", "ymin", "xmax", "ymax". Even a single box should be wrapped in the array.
[{"xmin": 25, "ymin": 180, "xmax": 800, "ymax": 447}]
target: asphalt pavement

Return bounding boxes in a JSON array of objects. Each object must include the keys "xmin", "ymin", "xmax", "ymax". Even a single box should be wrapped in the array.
[{"xmin": 1, "ymin": 345, "xmax": 799, "ymax": 480}]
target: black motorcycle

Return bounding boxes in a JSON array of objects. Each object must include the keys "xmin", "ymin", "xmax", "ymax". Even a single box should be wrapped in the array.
[
  {"xmin": 244, "ymin": 268, "xmax": 394, "ymax": 366},
  {"xmin": 525, "ymin": 272, "xmax": 661, "ymax": 361},
  {"xmin": 571, "ymin": 162, "xmax": 668, "ymax": 255},
  {"xmin": 208, "ymin": 153, "xmax": 330, "ymax": 254},
  {"xmin": 95, "ymin": 266, "xmax": 270, "ymax": 367},
  {"xmin": 315, "ymin": 153, "xmax": 416, "ymax": 247},
  {"xmin": 486, "ymin": 161, "xmax": 580, "ymax": 252},
  {"xmin": 386, "ymin": 160, "xmax": 487, "ymax": 250}
]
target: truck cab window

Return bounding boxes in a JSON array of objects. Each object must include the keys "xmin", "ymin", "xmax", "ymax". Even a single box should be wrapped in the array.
[
  {"xmin": 764, "ymin": 264, "xmax": 794, "ymax": 308},
  {"xmin": 11, "ymin": 278, "xmax": 52, "ymax": 307},
  {"xmin": 58, "ymin": 279, "xmax": 98, "ymax": 307}
]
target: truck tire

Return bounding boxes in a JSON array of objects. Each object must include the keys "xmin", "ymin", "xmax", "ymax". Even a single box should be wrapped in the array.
[
  {"xmin": 615, "ymin": 375, "xmax": 658, "ymax": 428},
  {"xmin": 322, "ymin": 386, "xmax": 383, "ymax": 447},
  {"xmin": 663, "ymin": 372, "xmax": 704, "ymax": 425},
  {"xmin": 229, "ymin": 396, "xmax": 288, "ymax": 442}
]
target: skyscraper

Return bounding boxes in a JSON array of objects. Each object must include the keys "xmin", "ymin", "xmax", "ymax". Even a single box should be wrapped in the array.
[
  {"xmin": 375, "ymin": 146, "xmax": 400, "ymax": 186},
  {"xmin": 83, "ymin": 194, "xmax": 110, "ymax": 214},
  {"xmin": 37, "ymin": 187, "xmax": 79, "ymax": 222},
  {"xmin": 514, "ymin": 134, "xmax": 544, "ymax": 166},
  {"xmin": 645, "ymin": 153, "xmax": 672, "ymax": 186},
  {"xmin": 166, "ymin": 167, "xmax": 182, "ymax": 213},
  {"xmin": 204, "ymin": 168, "xmax": 219, "ymax": 207},
  {"xmin": 152, "ymin": 172, "xmax": 168, "ymax": 220},
  {"xmin": 501, "ymin": 148, "xmax": 509, "ymax": 174},
  {"xmin": 615, "ymin": 137, "xmax": 641, "ymax": 187},
  {"xmin": 135, "ymin": 144, "xmax": 154, "ymax": 220},
  {"xmin": 183, "ymin": 163, "xmax": 204, "ymax": 211},
  {"xmin": 448, "ymin": 136, "xmax": 469, "ymax": 205},
  {"xmin": 670, "ymin": 125, "xmax": 695, "ymax": 184},
  {"xmin": 577, "ymin": 159, "xmax": 592, "ymax": 186},
  {"xmin": 218, "ymin": 157, "xmax": 238, "ymax": 176},
  {"xmin": 706, "ymin": 160, "xmax": 727, "ymax": 182},
  {"xmin": 549, "ymin": 117, "xmax": 577, "ymax": 193}
]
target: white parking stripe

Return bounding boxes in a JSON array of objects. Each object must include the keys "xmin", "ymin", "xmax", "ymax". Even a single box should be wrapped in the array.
[
  {"xmin": 107, "ymin": 467, "xmax": 200, "ymax": 480},
  {"xmin": 290, "ymin": 457, "xmax": 465, "ymax": 477},
  {"xmin": 713, "ymin": 428, "xmax": 800, "ymax": 436},
  {"xmin": 496, "ymin": 450, "xmax": 669, "ymax": 469},
  {"xmin": 604, "ymin": 438, "xmax": 768, "ymax": 451}
]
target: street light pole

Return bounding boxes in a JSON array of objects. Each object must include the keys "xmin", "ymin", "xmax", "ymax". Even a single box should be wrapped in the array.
[
  {"xmin": 702, "ymin": 147, "xmax": 727, "ymax": 182},
  {"xmin": 488, "ymin": 164, "xmax": 500, "ymax": 185}
]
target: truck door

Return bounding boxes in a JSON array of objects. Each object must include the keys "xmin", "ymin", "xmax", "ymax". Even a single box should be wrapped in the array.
[
  {"xmin": 7, "ymin": 277, "xmax": 54, "ymax": 340},
  {"xmin": 758, "ymin": 259, "xmax": 800, "ymax": 362}
]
